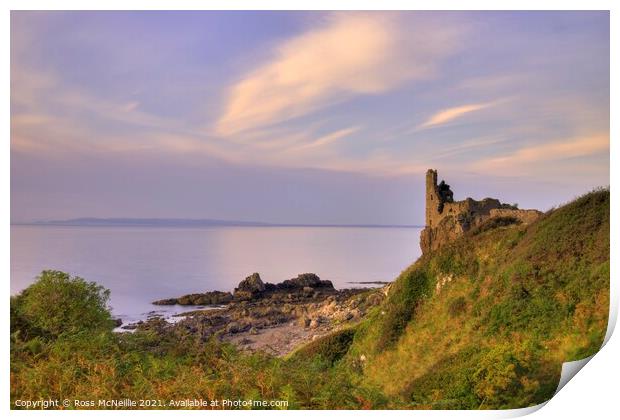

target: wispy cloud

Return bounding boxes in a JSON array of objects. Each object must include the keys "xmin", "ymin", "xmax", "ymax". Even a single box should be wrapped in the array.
[
  {"xmin": 295, "ymin": 126, "xmax": 360, "ymax": 150},
  {"xmin": 215, "ymin": 12, "xmax": 462, "ymax": 137},
  {"xmin": 473, "ymin": 133, "xmax": 609, "ymax": 173},
  {"xmin": 417, "ymin": 102, "xmax": 493, "ymax": 129},
  {"xmin": 430, "ymin": 136, "xmax": 506, "ymax": 159}
]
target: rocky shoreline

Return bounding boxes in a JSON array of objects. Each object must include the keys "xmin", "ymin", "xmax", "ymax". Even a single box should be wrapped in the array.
[{"xmin": 121, "ymin": 273, "xmax": 388, "ymax": 356}]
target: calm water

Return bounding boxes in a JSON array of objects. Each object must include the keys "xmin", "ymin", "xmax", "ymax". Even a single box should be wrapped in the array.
[{"xmin": 11, "ymin": 225, "xmax": 421, "ymax": 325}]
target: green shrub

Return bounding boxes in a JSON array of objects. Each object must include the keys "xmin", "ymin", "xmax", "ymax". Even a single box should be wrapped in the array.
[{"xmin": 11, "ymin": 270, "xmax": 114, "ymax": 339}]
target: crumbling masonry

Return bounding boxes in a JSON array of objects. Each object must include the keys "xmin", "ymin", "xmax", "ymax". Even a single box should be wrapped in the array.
[{"xmin": 420, "ymin": 169, "xmax": 542, "ymax": 254}]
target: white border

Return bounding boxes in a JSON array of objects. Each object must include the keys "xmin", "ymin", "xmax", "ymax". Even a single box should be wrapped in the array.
[{"xmin": 3, "ymin": 1, "xmax": 617, "ymax": 419}]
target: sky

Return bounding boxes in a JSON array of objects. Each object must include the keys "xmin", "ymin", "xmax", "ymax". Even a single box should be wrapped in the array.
[{"xmin": 10, "ymin": 11, "xmax": 609, "ymax": 224}]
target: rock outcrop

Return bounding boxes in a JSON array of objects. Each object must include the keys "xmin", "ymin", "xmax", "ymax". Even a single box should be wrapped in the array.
[
  {"xmin": 234, "ymin": 272, "xmax": 335, "ymax": 301},
  {"xmin": 153, "ymin": 291, "xmax": 233, "ymax": 306},
  {"xmin": 420, "ymin": 169, "xmax": 542, "ymax": 254},
  {"xmin": 276, "ymin": 273, "xmax": 334, "ymax": 290},
  {"xmin": 234, "ymin": 273, "xmax": 267, "ymax": 301},
  {"xmin": 153, "ymin": 272, "xmax": 336, "ymax": 306}
]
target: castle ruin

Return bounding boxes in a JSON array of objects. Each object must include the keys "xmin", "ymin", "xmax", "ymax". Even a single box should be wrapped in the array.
[{"xmin": 420, "ymin": 169, "xmax": 542, "ymax": 254}]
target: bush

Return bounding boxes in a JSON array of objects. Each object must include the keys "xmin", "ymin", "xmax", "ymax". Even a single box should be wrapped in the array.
[{"xmin": 11, "ymin": 270, "xmax": 114, "ymax": 338}]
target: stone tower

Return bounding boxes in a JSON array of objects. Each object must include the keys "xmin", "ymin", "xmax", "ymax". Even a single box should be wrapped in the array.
[
  {"xmin": 425, "ymin": 169, "xmax": 438, "ymax": 227},
  {"xmin": 425, "ymin": 169, "xmax": 454, "ymax": 228}
]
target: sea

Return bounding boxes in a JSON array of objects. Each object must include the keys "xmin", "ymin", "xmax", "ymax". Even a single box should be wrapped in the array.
[{"xmin": 10, "ymin": 225, "xmax": 422, "ymax": 326}]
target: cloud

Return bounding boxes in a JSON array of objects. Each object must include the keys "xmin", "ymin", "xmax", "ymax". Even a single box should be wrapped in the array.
[
  {"xmin": 11, "ymin": 11, "xmax": 467, "ymax": 177},
  {"xmin": 429, "ymin": 137, "xmax": 506, "ymax": 159},
  {"xmin": 296, "ymin": 126, "xmax": 360, "ymax": 150},
  {"xmin": 215, "ymin": 12, "xmax": 462, "ymax": 137},
  {"xmin": 473, "ymin": 133, "xmax": 609, "ymax": 173},
  {"xmin": 418, "ymin": 102, "xmax": 493, "ymax": 129}
]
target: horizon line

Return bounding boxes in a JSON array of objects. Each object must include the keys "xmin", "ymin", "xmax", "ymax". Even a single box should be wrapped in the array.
[{"xmin": 11, "ymin": 217, "xmax": 424, "ymax": 229}]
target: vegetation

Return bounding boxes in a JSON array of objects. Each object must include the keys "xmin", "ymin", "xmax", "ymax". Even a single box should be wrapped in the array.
[
  {"xmin": 471, "ymin": 216, "xmax": 521, "ymax": 235},
  {"xmin": 288, "ymin": 328, "xmax": 356, "ymax": 365},
  {"xmin": 11, "ymin": 271, "xmax": 115, "ymax": 340},
  {"xmin": 10, "ymin": 189, "xmax": 609, "ymax": 409}
]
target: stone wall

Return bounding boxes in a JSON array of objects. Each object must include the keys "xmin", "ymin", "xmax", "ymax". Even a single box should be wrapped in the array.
[
  {"xmin": 442, "ymin": 197, "xmax": 502, "ymax": 220},
  {"xmin": 489, "ymin": 208, "xmax": 542, "ymax": 225}
]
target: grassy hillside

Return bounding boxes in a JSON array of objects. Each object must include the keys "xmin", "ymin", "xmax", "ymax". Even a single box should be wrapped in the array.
[
  {"xmin": 10, "ymin": 189, "xmax": 609, "ymax": 409},
  {"xmin": 337, "ymin": 187, "xmax": 610, "ymax": 408}
]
